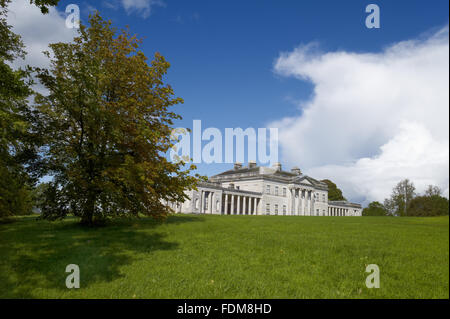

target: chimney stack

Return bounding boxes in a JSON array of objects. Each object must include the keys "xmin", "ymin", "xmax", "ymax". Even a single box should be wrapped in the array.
[
  {"xmin": 248, "ymin": 160, "xmax": 257, "ymax": 168},
  {"xmin": 234, "ymin": 162, "xmax": 242, "ymax": 170},
  {"xmin": 273, "ymin": 162, "xmax": 282, "ymax": 171},
  {"xmin": 291, "ymin": 166, "xmax": 301, "ymax": 175}
]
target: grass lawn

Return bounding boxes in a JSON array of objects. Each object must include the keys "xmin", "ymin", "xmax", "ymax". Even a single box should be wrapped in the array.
[{"xmin": 0, "ymin": 214, "xmax": 448, "ymax": 299}]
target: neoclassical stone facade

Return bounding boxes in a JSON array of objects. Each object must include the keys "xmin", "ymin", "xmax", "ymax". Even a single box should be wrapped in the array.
[{"xmin": 170, "ymin": 162, "xmax": 362, "ymax": 216}]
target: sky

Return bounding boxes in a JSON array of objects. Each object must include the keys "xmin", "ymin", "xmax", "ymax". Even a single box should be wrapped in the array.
[{"xmin": 6, "ymin": 0, "xmax": 449, "ymax": 205}]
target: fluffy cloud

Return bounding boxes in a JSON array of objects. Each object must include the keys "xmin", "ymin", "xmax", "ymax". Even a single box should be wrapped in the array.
[
  {"xmin": 272, "ymin": 26, "xmax": 449, "ymax": 205},
  {"xmin": 121, "ymin": 0, "xmax": 165, "ymax": 18},
  {"xmin": 6, "ymin": 0, "xmax": 78, "ymax": 71}
]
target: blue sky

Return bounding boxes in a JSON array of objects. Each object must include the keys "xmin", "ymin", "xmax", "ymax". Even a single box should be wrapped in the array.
[{"xmin": 8, "ymin": 0, "xmax": 449, "ymax": 203}]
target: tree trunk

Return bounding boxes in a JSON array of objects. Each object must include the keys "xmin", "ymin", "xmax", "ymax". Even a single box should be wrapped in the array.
[{"xmin": 81, "ymin": 193, "xmax": 96, "ymax": 226}]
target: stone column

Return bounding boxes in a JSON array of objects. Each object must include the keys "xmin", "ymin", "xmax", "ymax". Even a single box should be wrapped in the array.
[
  {"xmin": 305, "ymin": 191, "xmax": 308, "ymax": 216},
  {"xmin": 287, "ymin": 189, "xmax": 291, "ymax": 215},
  {"xmin": 254, "ymin": 198, "xmax": 257, "ymax": 215},
  {"xmin": 301, "ymin": 190, "xmax": 305, "ymax": 215},
  {"xmin": 292, "ymin": 189, "xmax": 296, "ymax": 215},
  {"xmin": 231, "ymin": 195, "xmax": 234, "ymax": 215},
  {"xmin": 199, "ymin": 191, "xmax": 204, "ymax": 214},
  {"xmin": 243, "ymin": 196, "xmax": 247, "ymax": 215},
  {"xmin": 291, "ymin": 189, "xmax": 295, "ymax": 215},
  {"xmin": 298, "ymin": 189, "xmax": 302, "ymax": 216},
  {"xmin": 236, "ymin": 195, "xmax": 240, "ymax": 215},
  {"xmin": 208, "ymin": 192, "xmax": 213, "ymax": 214},
  {"xmin": 312, "ymin": 192, "xmax": 315, "ymax": 216},
  {"xmin": 294, "ymin": 189, "xmax": 297, "ymax": 215},
  {"xmin": 224, "ymin": 194, "xmax": 228, "ymax": 215}
]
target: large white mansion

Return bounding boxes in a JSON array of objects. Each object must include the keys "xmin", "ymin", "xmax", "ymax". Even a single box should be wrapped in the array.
[{"xmin": 170, "ymin": 162, "xmax": 362, "ymax": 216}]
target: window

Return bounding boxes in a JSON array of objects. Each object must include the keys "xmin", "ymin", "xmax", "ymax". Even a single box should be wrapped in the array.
[
  {"xmin": 266, "ymin": 203, "xmax": 270, "ymax": 214},
  {"xmin": 266, "ymin": 185, "xmax": 271, "ymax": 194},
  {"xmin": 283, "ymin": 205, "xmax": 287, "ymax": 215},
  {"xmin": 283, "ymin": 188, "xmax": 287, "ymax": 197},
  {"xmin": 316, "ymin": 209, "xmax": 320, "ymax": 216},
  {"xmin": 194, "ymin": 198, "xmax": 199, "ymax": 209},
  {"xmin": 322, "ymin": 194, "xmax": 326, "ymax": 202},
  {"xmin": 274, "ymin": 204, "xmax": 279, "ymax": 215},
  {"xmin": 275, "ymin": 186, "xmax": 279, "ymax": 196}
]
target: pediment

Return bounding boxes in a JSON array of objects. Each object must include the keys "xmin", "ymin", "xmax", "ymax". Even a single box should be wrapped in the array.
[{"xmin": 293, "ymin": 175, "xmax": 317, "ymax": 186}]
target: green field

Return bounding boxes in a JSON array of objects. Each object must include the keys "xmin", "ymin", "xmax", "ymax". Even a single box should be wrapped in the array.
[{"xmin": 0, "ymin": 214, "xmax": 448, "ymax": 299}]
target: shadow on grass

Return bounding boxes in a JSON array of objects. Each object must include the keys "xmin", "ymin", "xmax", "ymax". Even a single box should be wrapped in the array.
[{"xmin": 0, "ymin": 214, "xmax": 203, "ymax": 298}]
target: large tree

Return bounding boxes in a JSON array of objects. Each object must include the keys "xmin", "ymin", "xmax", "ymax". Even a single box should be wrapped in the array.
[
  {"xmin": 35, "ymin": 13, "xmax": 199, "ymax": 225},
  {"xmin": 321, "ymin": 179, "xmax": 346, "ymax": 201},
  {"xmin": 384, "ymin": 179, "xmax": 416, "ymax": 216}
]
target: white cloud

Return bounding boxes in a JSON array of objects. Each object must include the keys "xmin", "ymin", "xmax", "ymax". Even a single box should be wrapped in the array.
[
  {"xmin": 121, "ymin": 0, "xmax": 165, "ymax": 18},
  {"xmin": 272, "ymin": 26, "xmax": 449, "ymax": 205},
  {"xmin": 6, "ymin": 0, "xmax": 77, "ymax": 71}
]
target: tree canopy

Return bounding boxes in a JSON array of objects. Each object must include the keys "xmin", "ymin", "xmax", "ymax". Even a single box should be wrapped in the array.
[
  {"xmin": 424, "ymin": 185, "xmax": 442, "ymax": 197},
  {"xmin": 362, "ymin": 201, "xmax": 388, "ymax": 216},
  {"xmin": 35, "ymin": 13, "xmax": 199, "ymax": 225},
  {"xmin": 321, "ymin": 179, "xmax": 346, "ymax": 201},
  {"xmin": 384, "ymin": 179, "xmax": 416, "ymax": 216},
  {"xmin": 407, "ymin": 195, "xmax": 449, "ymax": 217}
]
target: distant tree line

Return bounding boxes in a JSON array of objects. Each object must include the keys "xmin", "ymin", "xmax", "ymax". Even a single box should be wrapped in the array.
[{"xmin": 363, "ymin": 180, "xmax": 449, "ymax": 217}]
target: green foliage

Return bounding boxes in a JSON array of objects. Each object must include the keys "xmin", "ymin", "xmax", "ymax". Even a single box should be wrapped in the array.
[
  {"xmin": 384, "ymin": 179, "xmax": 416, "ymax": 216},
  {"xmin": 0, "ymin": 164, "xmax": 34, "ymax": 217},
  {"xmin": 362, "ymin": 201, "xmax": 388, "ymax": 216},
  {"xmin": 407, "ymin": 195, "xmax": 449, "ymax": 217},
  {"xmin": 424, "ymin": 185, "xmax": 442, "ymax": 197},
  {"xmin": 0, "ymin": 0, "xmax": 60, "ymax": 14},
  {"xmin": 0, "ymin": 3, "xmax": 39, "ymax": 218},
  {"xmin": 321, "ymin": 179, "xmax": 346, "ymax": 201},
  {"xmin": 30, "ymin": 182, "xmax": 50, "ymax": 212},
  {"xmin": 35, "ymin": 13, "xmax": 200, "ymax": 225}
]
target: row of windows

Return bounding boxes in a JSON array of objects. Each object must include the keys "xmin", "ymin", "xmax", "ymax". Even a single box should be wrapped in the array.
[
  {"xmin": 266, "ymin": 185, "xmax": 287, "ymax": 197},
  {"xmin": 265, "ymin": 185, "xmax": 327, "ymax": 203},
  {"xmin": 265, "ymin": 203, "xmax": 287, "ymax": 215}
]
